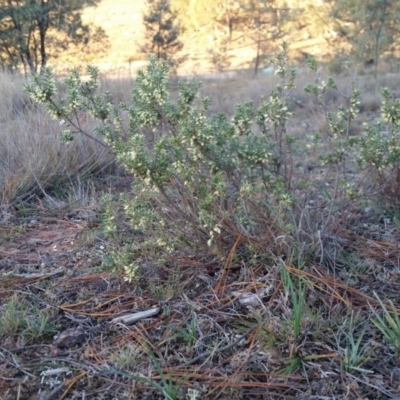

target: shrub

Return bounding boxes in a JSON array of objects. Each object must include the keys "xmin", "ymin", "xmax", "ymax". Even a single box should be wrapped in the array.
[{"xmin": 25, "ymin": 44, "xmax": 400, "ymax": 277}]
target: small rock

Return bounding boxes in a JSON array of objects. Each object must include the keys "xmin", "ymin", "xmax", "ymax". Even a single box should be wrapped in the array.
[{"xmin": 53, "ymin": 327, "xmax": 86, "ymax": 348}]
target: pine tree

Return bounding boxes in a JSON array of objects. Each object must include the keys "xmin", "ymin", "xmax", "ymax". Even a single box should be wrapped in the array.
[
  {"xmin": 142, "ymin": 0, "xmax": 183, "ymax": 68},
  {"xmin": 0, "ymin": 0, "xmax": 104, "ymax": 74},
  {"xmin": 329, "ymin": 0, "xmax": 400, "ymax": 77},
  {"xmin": 240, "ymin": 0, "xmax": 287, "ymax": 75}
]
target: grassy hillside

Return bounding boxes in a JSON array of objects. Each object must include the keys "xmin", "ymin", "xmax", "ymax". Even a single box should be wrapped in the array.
[
  {"xmin": 56, "ymin": 0, "xmax": 332, "ymax": 76},
  {"xmin": 81, "ymin": 0, "xmax": 146, "ymax": 71}
]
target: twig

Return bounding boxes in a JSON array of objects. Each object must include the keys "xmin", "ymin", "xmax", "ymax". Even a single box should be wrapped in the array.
[
  {"xmin": 41, "ymin": 383, "xmax": 65, "ymax": 400},
  {"xmin": 110, "ymin": 307, "xmax": 160, "ymax": 325},
  {"xmin": 348, "ymin": 373, "xmax": 400, "ymax": 399},
  {"xmin": 0, "ymin": 347, "xmax": 36, "ymax": 378},
  {"xmin": 3, "ymin": 268, "xmax": 64, "ymax": 279}
]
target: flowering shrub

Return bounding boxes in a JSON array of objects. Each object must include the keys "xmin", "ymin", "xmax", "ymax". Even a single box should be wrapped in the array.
[{"xmin": 25, "ymin": 46, "xmax": 400, "ymax": 276}]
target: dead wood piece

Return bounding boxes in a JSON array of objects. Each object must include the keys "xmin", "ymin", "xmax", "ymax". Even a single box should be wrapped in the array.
[
  {"xmin": 110, "ymin": 307, "xmax": 160, "ymax": 325},
  {"xmin": 3, "ymin": 268, "xmax": 64, "ymax": 279}
]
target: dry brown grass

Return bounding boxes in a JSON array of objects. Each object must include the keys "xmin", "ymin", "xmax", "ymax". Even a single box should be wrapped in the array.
[{"xmin": 0, "ymin": 72, "xmax": 116, "ymax": 205}]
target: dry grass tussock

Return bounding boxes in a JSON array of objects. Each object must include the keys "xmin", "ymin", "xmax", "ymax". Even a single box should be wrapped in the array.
[
  {"xmin": 2, "ymin": 64, "xmax": 400, "ymax": 399},
  {"xmin": 0, "ymin": 72, "xmax": 114, "ymax": 206}
]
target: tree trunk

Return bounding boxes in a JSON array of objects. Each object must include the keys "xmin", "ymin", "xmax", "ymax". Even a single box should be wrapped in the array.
[
  {"xmin": 38, "ymin": 1, "xmax": 50, "ymax": 71},
  {"xmin": 254, "ymin": 17, "xmax": 261, "ymax": 76}
]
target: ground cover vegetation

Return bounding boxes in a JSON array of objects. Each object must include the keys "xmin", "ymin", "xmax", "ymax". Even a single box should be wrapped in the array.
[
  {"xmin": 1, "ymin": 42, "xmax": 400, "ymax": 398},
  {"xmin": 2, "ymin": 1, "xmax": 400, "ymax": 399}
]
